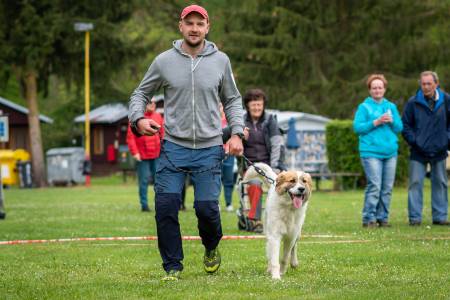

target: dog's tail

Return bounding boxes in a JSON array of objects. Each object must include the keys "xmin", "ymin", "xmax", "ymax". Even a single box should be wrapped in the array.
[{"xmin": 242, "ymin": 162, "xmax": 277, "ymax": 187}]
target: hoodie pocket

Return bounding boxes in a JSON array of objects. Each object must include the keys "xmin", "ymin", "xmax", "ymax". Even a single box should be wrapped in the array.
[
  {"xmin": 165, "ymin": 105, "xmax": 194, "ymax": 139},
  {"xmin": 375, "ymin": 133, "xmax": 398, "ymax": 154},
  {"xmin": 360, "ymin": 134, "xmax": 374, "ymax": 146},
  {"xmin": 210, "ymin": 109, "xmax": 221, "ymax": 130},
  {"xmin": 195, "ymin": 107, "xmax": 222, "ymax": 140}
]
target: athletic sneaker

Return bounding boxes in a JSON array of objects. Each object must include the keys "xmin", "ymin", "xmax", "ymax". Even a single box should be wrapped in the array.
[
  {"xmin": 141, "ymin": 206, "xmax": 151, "ymax": 212},
  {"xmin": 225, "ymin": 205, "xmax": 233, "ymax": 212},
  {"xmin": 162, "ymin": 270, "xmax": 181, "ymax": 281},
  {"xmin": 203, "ymin": 248, "xmax": 221, "ymax": 274}
]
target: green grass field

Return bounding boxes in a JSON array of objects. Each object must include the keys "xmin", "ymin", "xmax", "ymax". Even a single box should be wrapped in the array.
[{"xmin": 0, "ymin": 175, "xmax": 449, "ymax": 299}]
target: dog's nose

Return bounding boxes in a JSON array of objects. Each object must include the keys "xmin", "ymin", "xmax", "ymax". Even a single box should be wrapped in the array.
[{"xmin": 298, "ymin": 187, "xmax": 305, "ymax": 193}]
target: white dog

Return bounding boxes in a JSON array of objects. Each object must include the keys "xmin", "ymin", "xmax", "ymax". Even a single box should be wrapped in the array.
[{"xmin": 242, "ymin": 162, "xmax": 312, "ymax": 280}]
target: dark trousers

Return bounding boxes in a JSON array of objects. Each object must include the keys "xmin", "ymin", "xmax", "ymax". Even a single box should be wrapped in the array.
[
  {"xmin": 154, "ymin": 141, "xmax": 224, "ymax": 272},
  {"xmin": 155, "ymin": 194, "xmax": 222, "ymax": 271}
]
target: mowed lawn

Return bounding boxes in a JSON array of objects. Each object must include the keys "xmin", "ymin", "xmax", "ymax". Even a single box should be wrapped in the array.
[{"xmin": 0, "ymin": 175, "xmax": 449, "ymax": 299}]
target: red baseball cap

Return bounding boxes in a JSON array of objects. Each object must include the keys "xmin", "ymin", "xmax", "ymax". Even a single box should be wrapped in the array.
[{"xmin": 180, "ymin": 5, "xmax": 209, "ymax": 21}]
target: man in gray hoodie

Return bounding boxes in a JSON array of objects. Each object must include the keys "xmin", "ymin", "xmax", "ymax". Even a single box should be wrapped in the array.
[{"xmin": 129, "ymin": 4, "xmax": 244, "ymax": 281}]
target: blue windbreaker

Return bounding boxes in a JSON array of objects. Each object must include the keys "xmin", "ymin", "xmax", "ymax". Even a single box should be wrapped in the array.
[{"xmin": 401, "ymin": 88, "xmax": 450, "ymax": 162}]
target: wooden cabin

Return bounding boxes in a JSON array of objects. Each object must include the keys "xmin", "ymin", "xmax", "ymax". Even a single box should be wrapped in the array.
[
  {"xmin": 74, "ymin": 95, "xmax": 164, "ymax": 175},
  {"xmin": 0, "ymin": 96, "xmax": 53, "ymax": 153}
]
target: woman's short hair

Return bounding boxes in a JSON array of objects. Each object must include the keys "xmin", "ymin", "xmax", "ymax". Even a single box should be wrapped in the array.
[
  {"xmin": 366, "ymin": 74, "xmax": 388, "ymax": 89},
  {"xmin": 243, "ymin": 88, "xmax": 267, "ymax": 109}
]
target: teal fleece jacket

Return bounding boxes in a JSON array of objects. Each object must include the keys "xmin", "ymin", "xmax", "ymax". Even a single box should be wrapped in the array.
[{"xmin": 353, "ymin": 97, "xmax": 403, "ymax": 158}]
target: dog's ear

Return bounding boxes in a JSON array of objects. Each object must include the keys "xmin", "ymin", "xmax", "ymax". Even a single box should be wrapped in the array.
[
  {"xmin": 276, "ymin": 171, "xmax": 286, "ymax": 186},
  {"xmin": 275, "ymin": 171, "xmax": 287, "ymax": 194},
  {"xmin": 304, "ymin": 173, "xmax": 312, "ymax": 190},
  {"xmin": 303, "ymin": 172, "xmax": 313, "ymax": 197}
]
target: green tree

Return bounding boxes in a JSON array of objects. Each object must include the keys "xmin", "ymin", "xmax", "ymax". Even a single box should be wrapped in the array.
[
  {"xmin": 0, "ymin": 0, "xmax": 136, "ymax": 186},
  {"xmin": 109, "ymin": 0, "xmax": 182, "ymax": 97},
  {"xmin": 220, "ymin": 0, "xmax": 450, "ymax": 118}
]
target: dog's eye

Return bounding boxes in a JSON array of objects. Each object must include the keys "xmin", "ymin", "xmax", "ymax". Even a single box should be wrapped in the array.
[
  {"xmin": 302, "ymin": 178, "xmax": 307, "ymax": 183},
  {"xmin": 290, "ymin": 179, "xmax": 296, "ymax": 183}
]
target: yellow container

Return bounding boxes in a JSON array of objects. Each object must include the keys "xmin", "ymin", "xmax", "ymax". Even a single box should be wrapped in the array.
[{"xmin": 0, "ymin": 149, "xmax": 30, "ymax": 186}]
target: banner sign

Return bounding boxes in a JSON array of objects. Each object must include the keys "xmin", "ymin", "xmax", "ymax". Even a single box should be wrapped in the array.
[{"xmin": 0, "ymin": 116, "xmax": 9, "ymax": 142}]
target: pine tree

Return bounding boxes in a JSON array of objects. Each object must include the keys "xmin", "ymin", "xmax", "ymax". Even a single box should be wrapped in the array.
[
  {"xmin": 220, "ymin": 0, "xmax": 450, "ymax": 118},
  {"xmin": 0, "ymin": 0, "xmax": 136, "ymax": 186}
]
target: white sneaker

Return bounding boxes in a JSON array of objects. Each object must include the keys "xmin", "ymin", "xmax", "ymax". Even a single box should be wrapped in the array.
[{"xmin": 225, "ymin": 205, "xmax": 234, "ymax": 212}]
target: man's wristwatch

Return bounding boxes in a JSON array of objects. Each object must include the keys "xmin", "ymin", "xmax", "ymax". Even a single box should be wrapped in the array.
[{"xmin": 233, "ymin": 132, "xmax": 244, "ymax": 140}]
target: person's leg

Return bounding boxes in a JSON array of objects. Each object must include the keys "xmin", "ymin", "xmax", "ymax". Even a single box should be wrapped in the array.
[
  {"xmin": 245, "ymin": 179, "xmax": 263, "ymax": 233},
  {"xmin": 361, "ymin": 158, "xmax": 382, "ymax": 225},
  {"xmin": 147, "ymin": 159, "xmax": 157, "ymax": 209},
  {"xmin": 407, "ymin": 160, "xmax": 426, "ymax": 224},
  {"xmin": 136, "ymin": 159, "xmax": 151, "ymax": 210},
  {"xmin": 180, "ymin": 182, "xmax": 186, "ymax": 210},
  {"xmin": 0, "ymin": 185, "xmax": 5, "ymax": 219},
  {"xmin": 247, "ymin": 181, "xmax": 263, "ymax": 221},
  {"xmin": 149, "ymin": 158, "xmax": 157, "ymax": 184},
  {"xmin": 377, "ymin": 156, "xmax": 397, "ymax": 223},
  {"xmin": 191, "ymin": 145, "xmax": 224, "ymax": 251},
  {"xmin": 430, "ymin": 159, "xmax": 448, "ymax": 223},
  {"xmin": 194, "ymin": 201, "xmax": 222, "ymax": 250},
  {"xmin": 154, "ymin": 141, "xmax": 187, "ymax": 273},
  {"xmin": 190, "ymin": 145, "xmax": 224, "ymax": 273},
  {"xmin": 222, "ymin": 155, "xmax": 235, "ymax": 207}
]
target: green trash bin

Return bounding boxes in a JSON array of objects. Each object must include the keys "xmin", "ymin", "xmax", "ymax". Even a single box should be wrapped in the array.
[{"xmin": 118, "ymin": 145, "xmax": 135, "ymax": 182}]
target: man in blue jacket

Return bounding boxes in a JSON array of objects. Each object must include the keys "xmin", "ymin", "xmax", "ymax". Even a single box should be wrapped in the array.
[{"xmin": 402, "ymin": 71, "xmax": 450, "ymax": 226}]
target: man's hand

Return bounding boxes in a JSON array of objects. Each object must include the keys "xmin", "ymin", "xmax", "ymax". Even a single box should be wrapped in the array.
[
  {"xmin": 228, "ymin": 135, "xmax": 244, "ymax": 156},
  {"xmin": 133, "ymin": 153, "xmax": 141, "ymax": 161},
  {"xmin": 137, "ymin": 118, "xmax": 160, "ymax": 136}
]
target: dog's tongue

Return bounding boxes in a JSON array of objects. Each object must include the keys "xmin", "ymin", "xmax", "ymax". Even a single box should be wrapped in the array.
[{"xmin": 293, "ymin": 196, "xmax": 303, "ymax": 209}]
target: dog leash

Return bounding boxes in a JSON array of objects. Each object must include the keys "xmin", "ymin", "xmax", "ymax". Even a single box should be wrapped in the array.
[
  {"xmin": 241, "ymin": 155, "xmax": 275, "ymax": 185},
  {"xmin": 145, "ymin": 125, "xmax": 275, "ymax": 181}
]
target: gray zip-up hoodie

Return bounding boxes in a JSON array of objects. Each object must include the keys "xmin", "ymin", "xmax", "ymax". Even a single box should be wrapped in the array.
[{"xmin": 129, "ymin": 39, "xmax": 244, "ymax": 149}]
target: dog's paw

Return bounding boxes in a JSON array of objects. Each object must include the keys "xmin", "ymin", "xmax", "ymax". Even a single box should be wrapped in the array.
[
  {"xmin": 270, "ymin": 268, "xmax": 281, "ymax": 280},
  {"xmin": 271, "ymin": 274, "xmax": 281, "ymax": 280},
  {"xmin": 290, "ymin": 256, "xmax": 299, "ymax": 268},
  {"xmin": 280, "ymin": 264, "xmax": 288, "ymax": 275}
]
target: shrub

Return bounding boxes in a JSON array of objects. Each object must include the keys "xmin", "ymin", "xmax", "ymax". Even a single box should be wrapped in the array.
[{"xmin": 325, "ymin": 120, "xmax": 409, "ymax": 189}]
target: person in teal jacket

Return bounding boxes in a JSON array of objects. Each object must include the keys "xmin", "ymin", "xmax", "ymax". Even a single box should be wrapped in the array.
[{"xmin": 353, "ymin": 74, "xmax": 403, "ymax": 228}]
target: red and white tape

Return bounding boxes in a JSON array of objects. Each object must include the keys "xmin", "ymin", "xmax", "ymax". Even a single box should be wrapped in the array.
[
  {"xmin": 0, "ymin": 234, "xmax": 348, "ymax": 246},
  {"xmin": 0, "ymin": 235, "xmax": 266, "ymax": 246}
]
